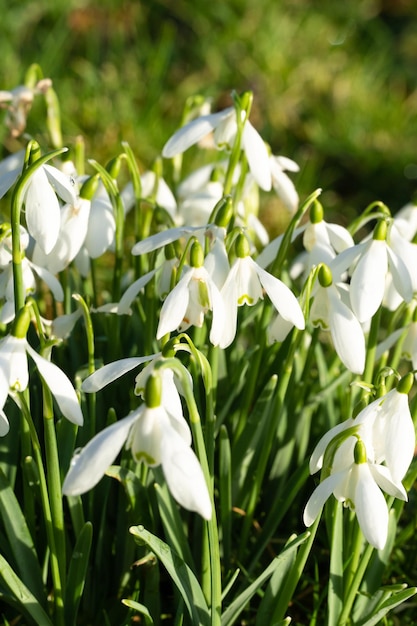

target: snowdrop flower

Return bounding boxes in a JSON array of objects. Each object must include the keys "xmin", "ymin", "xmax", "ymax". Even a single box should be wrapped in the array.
[
  {"xmin": 32, "ymin": 197, "xmax": 91, "ymax": 274},
  {"xmin": 162, "ymin": 100, "xmax": 272, "ymax": 191},
  {"xmin": 0, "ymin": 307, "xmax": 83, "ymax": 433},
  {"xmin": 218, "ymin": 233, "xmax": 304, "ymax": 348},
  {"xmin": 333, "ymin": 220, "xmax": 413, "ymax": 323},
  {"xmin": 304, "ymin": 373, "xmax": 415, "ymax": 548},
  {"xmin": 63, "ymin": 371, "xmax": 211, "ymax": 520},
  {"xmin": 0, "ymin": 78, "xmax": 51, "ymax": 137},
  {"xmin": 304, "ymin": 435, "xmax": 406, "ymax": 550},
  {"xmin": 156, "ymin": 239, "xmax": 225, "ymax": 344},
  {"xmin": 309, "ymin": 264, "xmax": 365, "ymax": 374},
  {"xmin": 22, "ymin": 162, "xmax": 78, "ymax": 255},
  {"xmin": 269, "ymin": 155, "xmax": 300, "ymax": 214}
]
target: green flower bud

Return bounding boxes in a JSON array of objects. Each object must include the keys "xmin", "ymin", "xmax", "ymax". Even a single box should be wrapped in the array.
[
  {"xmin": 211, "ymin": 196, "xmax": 233, "ymax": 228},
  {"xmin": 190, "ymin": 241, "xmax": 204, "ymax": 268},
  {"xmin": 318, "ymin": 264, "xmax": 333, "ymax": 288},
  {"xmin": 235, "ymin": 233, "xmax": 250, "ymax": 258},
  {"xmin": 164, "ymin": 243, "xmax": 176, "ymax": 261},
  {"xmin": 310, "ymin": 200, "xmax": 324, "ymax": 224},
  {"xmin": 373, "ymin": 219, "xmax": 387, "ymax": 241},
  {"xmin": 106, "ymin": 156, "xmax": 122, "ymax": 180},
  {"xmin": 397, "ymin": 372, "xmax": 413, "ymax": 395},
  {"xmin": 79, "ymin": 174, "xmax": 99, "ymax": 200},
  {"xmin": 145, "ymin": 372, "xmax": 162, "ymax": 408},
  {"xmin": 354, "ymin": 438, "xmax": 367, "ymax": 465},
  {"xmin": 11, "ymin": 305, "xmax": 31, "ymax": 339}
]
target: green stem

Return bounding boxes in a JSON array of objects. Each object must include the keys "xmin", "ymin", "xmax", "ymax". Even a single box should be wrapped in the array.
[
  {"xmin": 362, "ymin": 306, "xmax": 382, "ymax": 387},
  {"xmin": 18, "ymin": 393, "xmax": 65, "ymax": 626},
  {"xmin": 183, "ymin": 382, "xmax": 221, "ymax": 626},
  {"xmin": 43, "ymin": 386, "xmax": 66, "ymax": 591}
]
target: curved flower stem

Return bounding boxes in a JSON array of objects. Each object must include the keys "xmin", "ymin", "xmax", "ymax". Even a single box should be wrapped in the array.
[{"xmin": 18, "ymin": 392, "xmax": 65, "ymax": 626}]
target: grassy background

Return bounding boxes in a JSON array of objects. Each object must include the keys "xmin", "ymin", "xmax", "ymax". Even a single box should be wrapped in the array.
[{"xmin": 1, "ymin": 0, "xmax": 417, "ymax": 224}]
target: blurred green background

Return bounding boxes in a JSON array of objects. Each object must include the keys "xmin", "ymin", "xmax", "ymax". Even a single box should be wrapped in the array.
[{"xmin": 1, "ymin": 0, "xmax": 417, "ymax": 224}]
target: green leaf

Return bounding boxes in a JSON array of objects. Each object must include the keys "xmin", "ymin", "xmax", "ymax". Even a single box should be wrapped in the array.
[
  {"xmin": 64, "ymin": 522, "xmax": 93, "ymax": 626},
  {"xmin": 0, "ymin": 467, "xmax": 45, "ymax": 605},
  {"xmin": 221, "ymin": 532, "xmax": 309, "ymax": 626},
  {"xmin": 130, "ymin": 525, "xmax": 210, "ymax": 626},
  {"xmin": 0, "ymin": 553, "xmax": 53, "ymax": 625},
  {"xmin": 356, "ymin": 586, "xmax": 417, "ymax": 626},
  {"xmin": 122, "ymin": 599, "xmax": 154, "ymax": 625}
]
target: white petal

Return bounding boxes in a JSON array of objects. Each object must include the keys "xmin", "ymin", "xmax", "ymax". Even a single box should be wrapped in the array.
[
  {"xmin": 309, "ymin": 418, "xmax": 356, "ymax": 474},
  {"xmin": 326, "ymin": 223, "xmax": 355, "ymax": 253},
  {"xmin": 24, "ymin": 168, "xmax": 61, "ymax": 254},
  {"xmin": 386, "ymin": 245, "xmax": 413, "ymax": 303},
  {"xmin": 207, "ymin": 278, "xmax": 226, "ymax": 346},
  {"xmin": 350, "ymin": 240, "xmax": 387, "ymax": 323},
  {"xmin": 0, "ymin": 150, "xmax": 24, "ymax": 199},
  {"xmin": 43, "ymin": 163, "xmax": 77, "ymax": 206},
  {"xmin": 242, "ymin": 122, "xmax": 271, "ymax": 191},
  {"xmin": 156, "ymin": 271, "xmax": 193, "ymax": 339},
  {"xmin": 3, "ymin": 336, "xmax": 29, "ymax": 391},
  {"xmin": 62, "ymin": 412, "xmax": 138, "ymax": 495},
  {"xmin": 162, "ymin": 110, "xmax": 231, "ymax": 158},
  {"xmin": 217, "ymin": 269, "xmax": 239, "ymax": 349},
  {"xmin": 255, "ymin": 262, "xmax": 305, "ymax": 329},
  {"xmin": 84, "ymin": 197, "xmax": 116, "ymax": 258},
  {"xmin": 0, "ymin": 409, "xmax": 9, "ymax": 436},
  {"xmin": 379, "ymin": 392, "xmax": 415, "ymax": 482},
  {"xmin": 369, "ymin": 464, "xmax": 407, "ymax": 501},
  {"xmin": 353, "ymin": 464, "xmax": 388, "ymax": 550},
  {"xmin": 161, "ymin": 426, "xmax": 212, "ymax": 519},
  {"xmin": 328, "ymin": 286, "xmax": 365, "ymax": 374},
  {"xmin": 82, "ymin": 354, "xmax": 160, "ymax": 392},
  {"xmin": 303, "ymin": 472, "xmax": 345, "ymax": 526},
  {"xmin": 270, "ymin": 162, "xmax": 298, "ymax": 213},
  {"xmin": 26, "ymin": 344, "xmax": 83, "ymax": 425},
  {"xmin": 131, "ymin": 225, "xmax": 204, "ymax": 256},
  {"xmin": 51, "ymin": 309, "xmax": 83, "ymax": 339},
  {"xmin": 29, "ymin": 261, "xmax": 64, "ymax": 301},
  {"xmin": 118, "ymin": 270, "xmax": 156, "ymax": 315}
]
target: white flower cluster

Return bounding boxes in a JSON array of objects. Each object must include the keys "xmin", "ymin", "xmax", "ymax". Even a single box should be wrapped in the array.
[{"xmin": 304, "ymin": 377, "xmax": 415, "ymax": 549}]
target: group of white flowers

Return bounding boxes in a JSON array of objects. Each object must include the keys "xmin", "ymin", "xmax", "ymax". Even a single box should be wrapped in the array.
[{"xmin": 0, "ymin": 82, "xmax": 416, "ymax": 551}]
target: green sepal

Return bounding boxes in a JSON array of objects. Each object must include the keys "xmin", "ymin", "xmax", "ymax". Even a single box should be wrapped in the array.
[{"xmin": 145, "ymin": 373, "xmax": 162, "ymax": 408}]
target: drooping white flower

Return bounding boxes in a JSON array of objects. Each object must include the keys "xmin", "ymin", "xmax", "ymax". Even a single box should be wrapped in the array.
[
  {"xmin": 332, "ymin": 220, "xmax": 413, "ymax": 323},
  {"xmin": 22, "ymin": 163, "xmax": 78, "ymax": 255},
  {"xmin": 309, "ymin": 264, "xmax": 365, "ymax": 374},
  {"xmin": 0, "ymin": 78, "xmax": 51, "ymax": 137},
  {"xmin": 63, "ymin": 371, "xmax": 211, "ymax": 519},
  {"xmin": 304, "ymin": 374, "xmax": 415, "ymax": 549},
  {"xmin": 156, "ymin": 240, "xmax": 225, "ymax": 344},
  {"xmin": 162, "ymin": 105, "xmax": 272, "ymax": 191},
  {"xmin": 218, "ymin": 233, "xmax": 304, "ymax": 349},
  {"xmin": 0, "ymin": 330, "xmax": 83, "ymax": 433},
  {"xmin": 304, "ymin": 436, "xmax": 406, "ymax": 550},
  {"xmin": 32, "ymin": 197, "xmax": 91, "ymax": 274}
]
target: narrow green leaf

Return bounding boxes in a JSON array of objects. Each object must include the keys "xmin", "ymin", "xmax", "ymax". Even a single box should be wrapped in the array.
[
  {"xmin": 256, "ymin": 536, "xmax": 298, "ymax": 625},
  {"xmin": 356, "ymin": 586, "xmax": 417, "ymax": 626},
  {"xmin": 64, "ymin": 522, "xmax": 93, "ymax": 626},
  {"xmin": 0, "ymin": 467, "xmax": 45, "ymax": 604},
  {"xmin": 221, "ymin": 532, "xmax": 309, "ymax": 626},
  {"xmin": 0, "ymin": 553, "xmax": 53, "ymax": 626},
  {"xmin": 122, "ymin": 599, "xmax": 154, "ymax": 625},
  {"xmin": 130, "ymin": 525, "xmax": 210, "ymax": 626}
]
